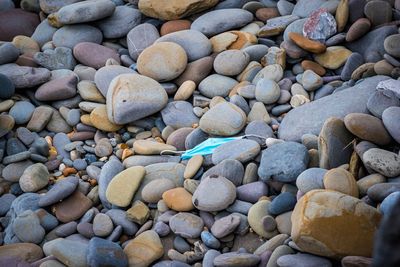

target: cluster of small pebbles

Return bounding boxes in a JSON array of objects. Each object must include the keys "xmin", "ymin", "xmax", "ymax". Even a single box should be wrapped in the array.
[{"xmin": 1, "ymin": 0, "xmax": 400, "ymax": 266}]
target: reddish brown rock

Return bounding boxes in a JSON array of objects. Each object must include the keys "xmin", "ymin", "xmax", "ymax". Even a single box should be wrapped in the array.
[
  {"xmin": 0, "ymin": 9, "xmax": 40, "ymax": 41},
  {"xmin": 54, "ymin": 190, "xmax": 93, "ymax": 223},
  {"xmin": 35, "ymin": 75, "xmax": 78, "ymax": 101},
  {"xmin": 346, "ymin": 18, "xmax": 371, "ymax": 42},
  {"xmin": 0, "ymin": 243, "xmax": 43, "ymax": 264},
  {"xmin": 73, "ymin": 42, "xmax": 120, "ymax": 69},
  {"xmin": 255, "ymin": 8, "xmax": 280, "ymax": 21},
  {"xmin": 160, "ymin": 20, "xmax": 191, "ymax": 36},
  {"xmin": 174, "ymin": 56, "xmax": 214, "ymax": 86}
]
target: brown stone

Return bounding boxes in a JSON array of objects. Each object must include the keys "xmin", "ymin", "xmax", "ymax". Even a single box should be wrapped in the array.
[
  {"xmin": 0, "ymin": 114, "xmax": 15, "ymax": 138},
  {"xmin": 174, "ymin": 56, "xmax": 214, "ymax": 86},
  {"xmin": 341, "ymin": 256, "xmax": 372, "ymax": 267},
  {"xmin": 12, "ymin": 35, "xmax": 40, "ymax": 57},
  {"xmin": 15, "ymin": 55, "xmax": 38, "ymax": 67},
  {"xmin": 344, "ymin": 113, "xmax": 391, "ymax": 145},
  {"xmin": 73, "ymin": 42, "xmax": 120, "ymax": 69},
  {"xmin": 336, "ymin": 0, "xmax": 349, "ymax": 32},
  {"xmin": 255, "ymin": 8, "xmax": 280, "ymax": 21},
  {"xmin": 291, "ymin": 190, "xmax": 381, "ymax": 259},
  {"xmin": 54, "ymin": 190, "xmax": 93, "ymax": 223},
  {"xmin": 301, "ymin": 60, "xmax": 326, "ymax": 76},
  {"xmin": 35, "ymin": 75, "xmax": 78, "ymax": 101},
  {"xmin": 0, "ymin": 243, "xmax": 43, "ymax": 263},
  {"xmin": 90, "ymin": 105, "xmax": 123, "ymax": 132},
  {"xmin": 346, "ymin": 18, "xmax": 371, "ymax": 42},
  {"xmin": 162, "ymin": 187, "xmax": 194, "ymax": 211},
  {"xmin": 374, "ymin": 60, "xmax": 394, "ymax": 76},
  {"xmin": 228, "ymin": 31, "xmax": 258, "ymax": 50},
  {"xmin": 314, "ymin": 46, "xmax": 352, "ymax": 70},
  {"xmin": 0, "ymin": 9, "xmax": 40, "ymax": 41},
  {"xmin": 210, "ymin": 32, "xmax": 238, "ymax": 53},
  {"xmin": 160, "ymin": 20, "xmax": 191, "ymax": 36},
  {"xmin": 288, "ymin": 32, "xmax": 326, "ymax": 54},
  {"xmin": 139, "ymin": 0, "xmax": 218, "ymax": 20},
  {"xmin": 323, "ymin": 168, "xmax": 359, "ymax": 197},
  {"xmin": 351, "ymin": 63, "xmax": 376, "ymax": 81}
]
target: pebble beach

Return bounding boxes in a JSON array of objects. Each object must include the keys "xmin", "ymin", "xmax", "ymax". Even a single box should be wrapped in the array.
[{"xmin": 0, "ymin": 0, "xmax": 400, "ymax": 266}]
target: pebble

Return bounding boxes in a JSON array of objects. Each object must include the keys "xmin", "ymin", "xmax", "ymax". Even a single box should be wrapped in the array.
[
  {"xmin": 162, "ymin": 187, "xmax": 194, "ymax": 212},
  {"xmin": 323, "ymin": 168, "xmax": 359, "ymax": 197},
  {"xmin": 211, "ymin": 214, "xmax": 241, "ymax": 238},
  {"xmin": 19, "ymin": 163, "xmax": 49, "ymax": 192},
  {"xmin": 54, "ymin": 191, "xmax": 92, "ymax": 223},
  {"xmin": 364, "ymin": 0, "xmax": 392, "ymax": 27},
  {"xmin": 277, "ymin": 253, "xmax": 332, "ymax": 267},
  {"xmin": 214, "ymin": 50, "xmax": 250, "ymax": 76},
  {"xmin": 169, "ymin": 212, "xmax": 204, "ymax": 238},
  {"xmin": 199, "ymin": 74, "xmax": 238, "ymax": 98},
  {"xmin": 258, "ymin": 141, "xmax": 309, "ymax": 183},
  {"xmin": 213, "ymin": 251, "xmax": 260, "ymax": 267},
  {"xmin": 52, "ymin": 24, "xmax": 103, "ymax": 49},
  {"xmin": 87, "ymin": 237, "xmax": 128, "ymax": 267},
  {"xmin": 344, "ymin": 113, "xmax": 391, "ymax": 145},
  {"xmin": 107, "ymin": 74, "xmax": 168, "ymax": 124},
  {"xmin": 73, "ymin": 42, "xmax": 120, "ymax": 69},
  {"xmin": 268, "ymin": 192, "xmax": 297, "ymax": 215},
  {"xmin": 39, "ymin": 176, "xmax": 78, "ymax": 207},
  {"xmin": 363, "ymin": 148, "xmax": 400, "ymax": 177}
]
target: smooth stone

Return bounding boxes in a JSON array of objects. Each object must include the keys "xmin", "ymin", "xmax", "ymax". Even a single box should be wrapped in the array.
[
  {"xmin": 127, "ymin": 23, "xmax": 160, "ymax": 61},
  {"xmin": 162, "ymin": 187, "xmax": 194, "ymax": 212},
  {"xmin": 139, "ymin": 0, "xmax": 218, "ymax": 20},
  {"xmin": 34, "ymin": 47, "xmax": 76, "ymax": 71},
  {"xmin": 54, "ymin": 191, "xmax": 92, "ymax": 223},
  {"xmin": 258, "ymin": 141, "xmax": 309, "ymax": 183},
  {"xmin": 199, "ymin": 102, "xmax": 246, "ymax": 136},
  {"xmin": 291, "ymin": 190, "xmax": 381, "ymax": 258},
  {"xmin": 367, "ymin": 182, "xmax": 400, "ymax": 203},
  {"xmin": 340, "ymin": 52, "xmax": 364, "ymax": 81},
  {"xmin": 346, "ymin": 26, "xmax": 398, "ymax": 63},
  {"xmin": 52, "ymin": 25, "xmax": 103, "ymax": 49},
  {"xmin": 364, "ymin": 0, "xmax": 392, "ymax": 26},
  {"xmin": 363, "ymin": 148, "xmax": 400, "ymax": 177},
  {"xmin": 344, "ymin": 113, "xmax": 391, "ymax": 145},
  {"xmin": 124, "ymin": 230, "xmax": 163, "ymax": 267},
  {"xmin": 0, "ymin": 73, "xmax": 15, "ymax": 99},
  {"xmin": 107, "ymin": 74, "xmax": 168, "ymax": 124},
  {"xmin": 31, "ymin": 19, "xmax": 58, "ymax": 47},
  {"xmin": 253, "ymin": 64, "xmax": 283, "ymax": 84},
  {"xmin": 137, "ymin": 42, "xmax": 187, "ymax": 82},
  {"xmin": 248, "ymin": 199, "xmax": 276, "ymax": 238},
  {"xmin": 133, "ymin": 140, "xmax": 176, "ymax": 155},
  {"xmin": 278, "ymin": 76, "xmax": 389, "ymax": 141},
  {"xmin": 214, "ymin": 50, "xmax": 250, "ymax": 76},
  {"xmin": 0, "ymin": 9, "xmax": 40, "ymax": 41},
  {"xmin": 94, "ymin": 65, "xmax": 135, "ymax": 97},
  {"xmin": 48, "ymin": 0, "xmax": 115, "ymax": 26},
  {"xmin": 255, "ymin": 79, "xmax": 281, "ymax": 105},
  {"xmin": 202, "ymin": 159, "xmax": 244, "ymax": 186},
  {"xmin": 382, "ymin": 106, "xmax": 400, "ymax": 143},
  {"xmin": 9, "ymin": 101, "xmax": 34, "ymax": 125},
  {"xmin": 39, "ymin": 176, "xmax": 78, "ymax": 207},
  {"xmin": 87, "ymin": 237, "xmax": 128, "ymax": 267},
  {"xmin": 268, "ymin": 192, "xmax": 297, "ymax": 215},
  {"xmin": 211, "ymin": 138, "xmax": 260, "ymax": 165},
  {"xmin": 323, "ymin": 168, "xmax": 359, "ymax": 197},
  {"xmin": 35, "ymin": 75, "xmax": 77, "ymax": 101},
  {"xmin": 296, "ymin": 168, "xmax": 327, "ymax": 194},
  {"xmin": 314, "ymin": 46, "xmax": 352, "ymax": 70},
  {"xmin": 174, "ymin": 56, "xmax": 214, "ymax": 86},
  {"xmin": 213, "ymin": 251, "xmax": 260, "ymax": 267},
  {"xmin": 19, "ymin": 163, "xmax": 49, "ymax": 193},
  {"xmin": 318, "ymin": 117, "xmax": 354, "ymax": 169},
  {"xmin": 183, "ymin": 155, "xmax": 203, "ymax": 179},
  {"xmin": 292, "ymin": 0, "xmax": 338, "ymax": 18},
  {"xmin": 346, "ymin": 18, "xmax": 371, "ymax": 42},
  {"xmin": 211, "ymin": 214, "xmax": 241, "ymax": 238},
  {"xmin": 48, "ymin": 239, "xmax": 88, "ymax": 267},
  {"xmin": 90, "ymin": 105, "xmax": 122, "ymax": 132},
  {"xmin": 301, "ymin": 70, "xmax": 323, "ymax": 91},
  {"xmin": 161, "ymin": 101, "xmax": 199, "ymax": 129},
  {"xmin": 0, "ymin": 42, "xmax": 19, "ymax": 65},
  {"xmin": 96, "ymin": 5, "xmax": 141, "ymax": 39},
  {"xmin": 92, "ymin": 213, "xmax": 114, "ymax": 237},
  {"xmin": 236, "ymin": 181, "xmax": 268, "ymax": 203},
  {"xmin": 160, "ymin": 20, "xmax": 192, "ymax": 36},
  {"xmin": 192, "ymin": 175, "xmax": 236, "ymax": 211},
  {"xmin": 156, "ymin": 30, "xmax": 211, "ymax": 62},
  {"xmin": 13, "ymin": 210, "xmax": 45, "ymax": 244},
  {"xmin": 367, "ymin": 90, "xmax": 399, "ymax": 119},
  {"xmin": 73, "ymin": 42, "xmax": 120, "ymax": 69},
  {"xmin": 0, "ymin": 243, "xmax": 42, "ymax": 264},
  {"xmin": 191, "ymin": 8, "xmax": 254, "ymax": 37},
  {"xmin": 277, "ymin": 253, "xmax": 332, "ymax": 267},
  {"xmin": 106, "ymin": 209, "xmax": 138, "ymax": 235},
  {"xmin": 199, "ymin": 74, "xmax": 238, "ymax": 98},
  {"xmin": 357, "ymin": 174, "xmax": 386, "ymax": 196},
  {"xmin": 169, "ymin": 212, "xmax": 204, "ymax": 238},
  {"xmin": 106, "ymin": 166, "xmax": 145, "ymax": 207},
  {"xmin": 258, "ymin": 15, "xmax": 299, "ymax": 37},
  {"xmin": 0, "ymin": 63, "xmax": 50, "ymax": 88},
  {"xmin": 0, "ymin": 194, "xmax": 16, "ymax": 216}
]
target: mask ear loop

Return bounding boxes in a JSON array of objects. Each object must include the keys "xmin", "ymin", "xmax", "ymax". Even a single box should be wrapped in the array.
[{"xmin": 160, "ymin": 150, "xmax": 186, "ymax": 156}]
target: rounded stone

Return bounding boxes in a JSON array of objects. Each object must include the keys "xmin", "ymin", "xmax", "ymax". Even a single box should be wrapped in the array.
[
  {"xmin": 255, "ymin": 79, "xmax": 281, "ymax": 104},
  {"xmin": 141, "ymin": 178, "xmax": 176, "ymax": 203},
  {"xmin": 9, "ymin": 101, "xmax": 35, "ymax": 124},
  {"xmin": 380, "ymin": 191, "xmax": 400, "ymax": 215},
  {"xmin": 0, "ymin": 73, "xmax": 15, "ymax": 98},
  {"xmin": 248, "ymin": 199, "xmax": 276, "ymax": 238},
  {"xmin": 127, "ymin": 23, "xmax": 160, "ymax": 61},
  {"xmin": 296, "ymin": 168, "xmax": 327, "ymax": 193},
  {"xmin": 344, "ymin": 113, "xmax": 391, "ymax": 145},
  {"xmin": 94, "ymin": 65, "xmax": 136, "ymax": 97},
  {"xmin": 268, "ymin": 192, "xmax": 297, "ymax": 216},
  {"xmin": 13, "ymin": 210, "xmax": 45, "ymax": 244},
  {"xmin": 367, "ymin": 90, "xmax": 400, "ymax": 119},
  {"xmin": 52, "ymin": 25, "xmax": 103, "ymax": 49},
  {"xmin": 156, "ymin": 29, "xmax": 212, "ymax": 62},
  {"xmin": 93, "ymin": 213, "xmax": 114, "ymax": 237},
  {"xmin": 364, "ymin": 0, "xmax": 392, "ymax": 26},
  {"xmin": 323, "ymin": 168, "xmax": 359, "ymax": 197},
  {"xmin": 73, "ymin": 42, "xmax": 120, "ymax": 69},
  {"xmin": 213, "ymin": 50, "xmax": 250, "ymax": 76},
  {"xmin": 198, "ymin": 74, "xmax": 238, "ymax": 98},
  {"xmin": 192, "ymin": 175, "xmax": 236, "ymax": 212},
  {"xmin": 90, "ymin": 105, "xmax": 123, "ymax": 132},
  {"xmin": 363, "ymin": 148, "xmax": 400, "ymax": 177},
  {"xmin": 137, "ymin": 42, "xmax": 188, "ymax": 82},
  {"xmin": 346, "ymin": 18, "xmax": 371, "ymax": 42},
  {"xmin": 38, "ymin": 176, "xmax": 78, "ymax": 207},
  {"xmin": 35, "ymin": 75, "xmax": 78, "ymax": 101},
  {"xmin": 106, "ymin": 74, "xmax": 168, "ymax": 124},
  {"xmin": 199, "ymin": 102, "xmax": 246, "ymax": 136},
  {"xmin": 170, "ymin": 212, "xmax": 204, "ymax": 239},
  {"xmin": 382, "ymin": 106, "xmax": 400, "ymax": 143},
  {"xmin": 384, "ymin": 34, "xmax": 400, "ymax": 58},
  {"xmin": 19, "ymin": 163, "xmax": 49, "ymax": 192},
  {"xmin": 162, "ymin": 187, "xmax": 194, "ymax": 212},
  {"xmin": 161, "ymin": 101, "xmax": 199, "ymax": 129}
]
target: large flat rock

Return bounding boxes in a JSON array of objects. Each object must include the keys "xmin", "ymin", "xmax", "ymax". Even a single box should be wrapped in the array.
[{"xmin": 278, "ymin": 76, "xmax": 390, "ymax": 141}]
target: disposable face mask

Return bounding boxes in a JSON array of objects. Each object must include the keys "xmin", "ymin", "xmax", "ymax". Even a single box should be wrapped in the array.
[{"xmin": 160, "ymin": 134, "xmax": 266, "ymax": 160}]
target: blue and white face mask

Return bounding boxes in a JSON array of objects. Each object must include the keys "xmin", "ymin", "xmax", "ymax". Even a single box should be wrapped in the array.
[{"xmin": 160, "ymin": 134, "xmax": 266, "ymax": 160}]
